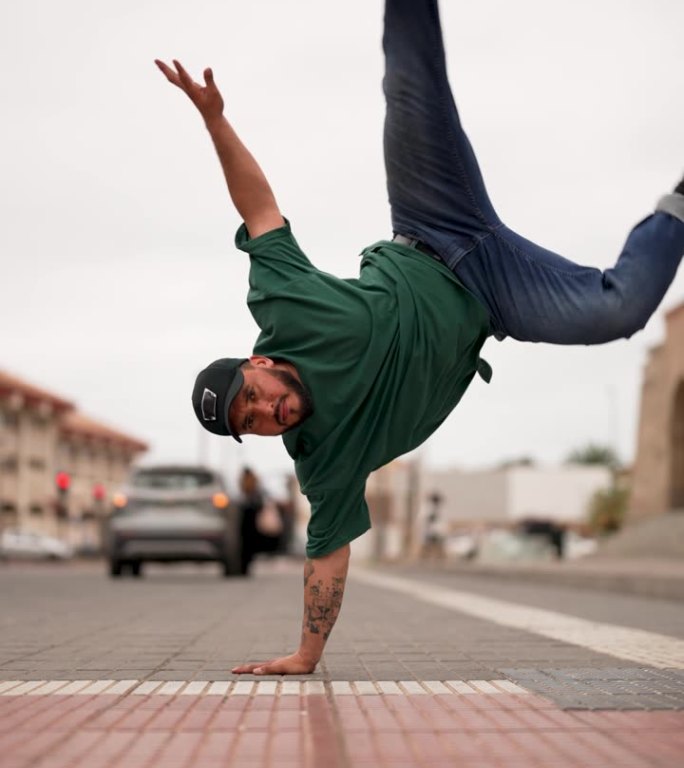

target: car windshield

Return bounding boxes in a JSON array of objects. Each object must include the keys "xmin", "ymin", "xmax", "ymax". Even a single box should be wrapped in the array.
[{"xmin": 131, "ymin": 470, "xmax": 215, "ymax": 490}]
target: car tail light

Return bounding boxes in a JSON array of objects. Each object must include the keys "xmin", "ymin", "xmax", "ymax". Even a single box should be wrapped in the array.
[
  {"xmin": 212, "ymin": 493, "xmax": 229, "ymax": 509},
  {"xmin": 112, "ymin": 493, "xmax": 128, "ymax": 509}
]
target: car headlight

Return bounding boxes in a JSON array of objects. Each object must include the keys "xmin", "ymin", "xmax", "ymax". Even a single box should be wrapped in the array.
[
  {"xmin": 112, "ymin": 493, "xmax": 128, "ymax": 509},
  {"xmin": 212, "ymin": 493, "xmax": 229, "ymax": 510}
]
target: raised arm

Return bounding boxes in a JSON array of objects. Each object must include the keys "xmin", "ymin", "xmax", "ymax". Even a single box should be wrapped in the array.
[
  {"xmin": 232, "ymin": 544, "xmax": 350, "ymax": 675},
  {"xmin": 155, "ymin": 59, "xmax": 284, "ymax": 238}
]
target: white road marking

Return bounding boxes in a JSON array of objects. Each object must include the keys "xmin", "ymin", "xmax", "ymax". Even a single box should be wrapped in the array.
[
  {"xmin": 423, "ymin": 681, "xmax": 451, "ymax": 694},
  {"xmin": 352, "ymin": 569, "xmax": 684, "ymax": 669},
  {"xmin": 446, "ymin": 681, "xmax": 478, "ymax": 694},
  {"xmin": 304, "ymin": 681, "xmax": 325, "ymax": 695},
  {"xmin": 4, "ymin": 681, "xmax": 46, "ymax": 696},
  {"xmin": 0, "ymin": 678, "xmax": 531, "ymax": 696},
  {"xmin": 469, "ymin": 680, "xmax": 501, "ymax": 694},
  {"xmin": 492, "ymin": 680, "xmax": 529, "ymax": 694},
  {"xmin": 131, "ymin": 681, "xmax": 163, "ymax": 695},
  {"xmin": 353, "ymin": 681, "xmax": 379, "ymax": 695},
  {"xmin": 206, "ymin": 681, "xmax": 230, "ymax": 695},
  {"xmin": 330, "ymin": 681, "xmax": 353, "ymax": 695},
  {"xmin": 76, "ymin": 680, "xmax": 115, "ymax": 695},
  {"xmin": 53, "ymin": 680, "xmax": 92, "ymax": 695},
  {"xmin": 181, "ymin": 681, "xmax": 209, "ymax": 695},
  {"xmin": 377, "ymin": 681, "xmax": 402, "ymax": 695},
  {"xmin": 158, "ymin": 681, "xmax": 185, "ymax": 695},
  {"xmin": 27, "ymin": 681, "xmax": 70, "ymax": 695},
  {"xmin": 105, "ymin": 680, "xmax": 138, "ymax": 695},
  {"xmin": 0, "ymin": 681, "xmax": 23, "ymax": 694},
  {"xmin": 399, "ymin": 681, "xmax": 428, "ymax": 694}
]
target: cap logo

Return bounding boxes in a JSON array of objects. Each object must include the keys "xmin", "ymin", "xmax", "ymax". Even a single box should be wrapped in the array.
[{"xmin": 201, "ymin": 388, "xmax": 218, "ymax": 421}]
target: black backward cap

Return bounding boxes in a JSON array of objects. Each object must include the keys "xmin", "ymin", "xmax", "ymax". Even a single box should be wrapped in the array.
[{"xmin": 191, "ymin": 358, "xmax": 248, "ymax": 443}]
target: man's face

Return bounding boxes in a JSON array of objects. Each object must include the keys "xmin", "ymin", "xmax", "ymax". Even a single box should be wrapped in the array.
[{"xmin": 228, "ymin": 357, "xmax": 314, "ymax": 437}]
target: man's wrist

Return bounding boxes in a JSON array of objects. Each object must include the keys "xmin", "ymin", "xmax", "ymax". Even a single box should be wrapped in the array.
[{"xmin": 203, "ymin": 114, "xmax": 225, "ymax": 133}]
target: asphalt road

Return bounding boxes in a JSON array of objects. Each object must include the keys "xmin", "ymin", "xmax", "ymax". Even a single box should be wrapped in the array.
[{"xmin": 1, "ymin": 557, "xmax": 683, "ymax": 710}]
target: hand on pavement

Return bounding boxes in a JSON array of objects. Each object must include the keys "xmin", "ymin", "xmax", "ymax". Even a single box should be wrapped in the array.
[
  {"xmin": 154, "ymin": 59, "xmax": 224, "ymax": 125},
  {"xmin": 232, "ymin": 652, "xmax": 317, "ymax": 676}
]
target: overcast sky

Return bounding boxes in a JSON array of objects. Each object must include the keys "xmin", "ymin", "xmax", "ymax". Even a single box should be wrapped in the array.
[{"xmin": 2, "ymin": 0, "xmax": 683, "ymax": 491}]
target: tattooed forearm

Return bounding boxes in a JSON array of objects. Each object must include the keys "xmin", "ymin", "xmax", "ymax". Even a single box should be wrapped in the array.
[{"xmin": 301, "ymin": 559, "xmax": 348, "ymax": 641}]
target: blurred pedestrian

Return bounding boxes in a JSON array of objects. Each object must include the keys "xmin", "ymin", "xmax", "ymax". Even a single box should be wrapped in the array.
[
  {"xmin": 421, "ymin": 493, "xmax": 446, "ymax": 561},
  {"xmin": 238, "ymin": 467, "xmax": 282, "ymax": 576},
  {"xmin": 237, "ymin": 467, "xmax": 266, "ymax": 576}
]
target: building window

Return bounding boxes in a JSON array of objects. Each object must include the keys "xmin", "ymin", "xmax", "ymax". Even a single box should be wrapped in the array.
[
  {"xmin": 1, "ymin": 504, "xmax": 17, "ymax": 528},
  {"xmin": 0, "ymin": 411, "xmax": 18, "ymax": 428},
  {"xmin": 28, "ymin": 457, "xmax": 46, "ymax": 470},
  {"xmin": 30, "ymin": 505, "xmax": 43, "ymax": 516},
  {"xmin": 1, "ymin": 455, "xmax": 18, "ymax": 472}
]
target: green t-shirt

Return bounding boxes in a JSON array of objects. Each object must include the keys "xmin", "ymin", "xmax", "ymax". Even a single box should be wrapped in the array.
[{"xmin": 235, "ymin": 221, "xmax": 491, "ymax": 558}]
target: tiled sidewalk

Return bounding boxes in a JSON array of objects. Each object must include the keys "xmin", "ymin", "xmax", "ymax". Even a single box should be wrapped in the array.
[{"xmin": 2, "ymin": 682, "xmax": 683, "ymax": 768}]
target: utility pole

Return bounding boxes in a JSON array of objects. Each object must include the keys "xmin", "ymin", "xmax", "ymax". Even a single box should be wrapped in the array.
[{"xmin": 403, "ymin": 458, "xmax": 421, "ymax": 558}]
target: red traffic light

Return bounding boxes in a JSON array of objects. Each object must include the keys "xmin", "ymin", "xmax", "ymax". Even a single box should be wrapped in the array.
[
  {"xmin": 55, "ymin": 472, "xmax": 71, "ymax": 491},
  {"xmin": 93, "ymin": 483, "xmax": 106, "ymax": 501}
]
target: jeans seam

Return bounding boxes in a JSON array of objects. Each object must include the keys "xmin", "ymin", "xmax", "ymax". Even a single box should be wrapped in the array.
[
  {"xmin": 444, "ymin": 226, "xmax": 501, "ymax": 264},
  {"xmin": 427, "ymin": 3, "xmax": 499, "ymax": 233}
]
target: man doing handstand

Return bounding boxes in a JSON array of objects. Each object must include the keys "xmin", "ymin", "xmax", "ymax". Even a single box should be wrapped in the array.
[{"xmin": 156, "ymin": 0, "xmax": 684, "ymax": 675}]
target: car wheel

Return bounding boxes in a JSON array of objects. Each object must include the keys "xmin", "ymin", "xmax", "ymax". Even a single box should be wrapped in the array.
[
  {"xmin": 131, "ymin": 561, "xmax": 143, "ymax": 577},
  {"xmin": 222, "ymin": 557, "xmax": 241, "ymax": 578},
  {"xmin": 109, "ymin": 559, "xmax": 123, "ymax": 578}
]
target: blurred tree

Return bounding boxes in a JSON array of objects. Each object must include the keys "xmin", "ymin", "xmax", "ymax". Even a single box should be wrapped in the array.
[
  {"xmin": 588, "ymin": 486, "xmax": 629, "ymax": 534},
  {"xmin": 565, "ymin": 443, "xmax": 620, "ymax": 470}
]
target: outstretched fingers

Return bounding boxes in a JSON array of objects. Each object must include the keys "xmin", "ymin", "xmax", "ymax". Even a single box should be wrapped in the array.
[
  {"xmin": 232, "ymin": 661, "xmax": 273, "ymax": 675},
  {"xmin": 231, "ymin": 653, "xmax": 317, "ymax": 676},
  {"xmin": 154, "ymin": 58, "xmax": 201, "ymax": 94},
  {"xmin": 172, "ymin": 59, "xmax": 197, "ymax": 90},
  {"xmin": 155, "ymin": 58, "xmax": 223, "ymax": 122},
  {"xmin": 154, "ymin": 59, "xmax": 182, "ymax": 88}
]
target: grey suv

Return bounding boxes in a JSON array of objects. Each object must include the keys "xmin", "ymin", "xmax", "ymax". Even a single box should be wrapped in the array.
[{"xmin": 105, "ymin": 465, "xmax": 240, "ymax": 578}]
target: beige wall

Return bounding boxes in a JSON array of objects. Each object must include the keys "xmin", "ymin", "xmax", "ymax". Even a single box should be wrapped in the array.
[
  {"xmin": 55, "ymin": 439, "xmax": 141, "ymax": 546},
  {"xmin": 0, "ymin": 399, "xmax": 57, "ymax": 533},
  {"xmin": 424, "ymin": 465, "xmax": 611, "ymax": 525},
  {"xmin": 424, "ymin": 468, "xmax": 507, "ymax": 524},
  {"xmin": 630, "ymin": 304, "xmax": 684, "ymax": 518},
  {"xmin": 0, "ymin": 394, "xmax": 145, "ymax": 546},
  {"xmin": 507, "ymin": 466, "xmax": 611, "ymax": 523}
]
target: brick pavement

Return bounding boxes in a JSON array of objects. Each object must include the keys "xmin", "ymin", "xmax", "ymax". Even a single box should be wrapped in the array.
[
  {"xmin": 2, "ymin": 683, "xmax": 683, "ymax": 767},
  {"xmin": 2, "ymin": 561, "xmax": 684, "ymax": 765}
]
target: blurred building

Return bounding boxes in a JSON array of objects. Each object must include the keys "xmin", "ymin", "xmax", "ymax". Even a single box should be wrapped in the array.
[
  {"xmin": 364, "ymin": 459, "xmax": 421, "ymax": 560},
  {"xmin": 290, "ymin": 460, "xmax": 610, "ymax": 560},
  {"xmin": 289, "ymin": 459, "xmax": 422, "ymax": 561},
  {"xmin": 630, "ymin": 301, "xmax": 684, "ymax": 518},
  {"xmin": 0, "ymin": 369, "xmax": 147, "ymax": 546},
  {"xmin": 423, "ymin": 464, "xmax": 612, "ymax": 528}
]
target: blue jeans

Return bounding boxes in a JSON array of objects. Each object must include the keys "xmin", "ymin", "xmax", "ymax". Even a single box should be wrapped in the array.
[{"xmin": 383, "ymin": 0, "xmax": 684, "ymax": 343}]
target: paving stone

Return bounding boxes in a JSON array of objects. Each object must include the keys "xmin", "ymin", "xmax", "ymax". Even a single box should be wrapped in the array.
[
  {"xmin": 2, "ymin": 561, "xmax": 684, "ymax": 712},
  {"xmin": 502, "ymin": 667, "xmax": 684, "ymax": 710}
]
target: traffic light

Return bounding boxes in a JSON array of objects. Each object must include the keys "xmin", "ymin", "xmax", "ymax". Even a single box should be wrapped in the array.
[{"xmin": 55, "ymin": 472, "xmax": 71, "ymax": 520}]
